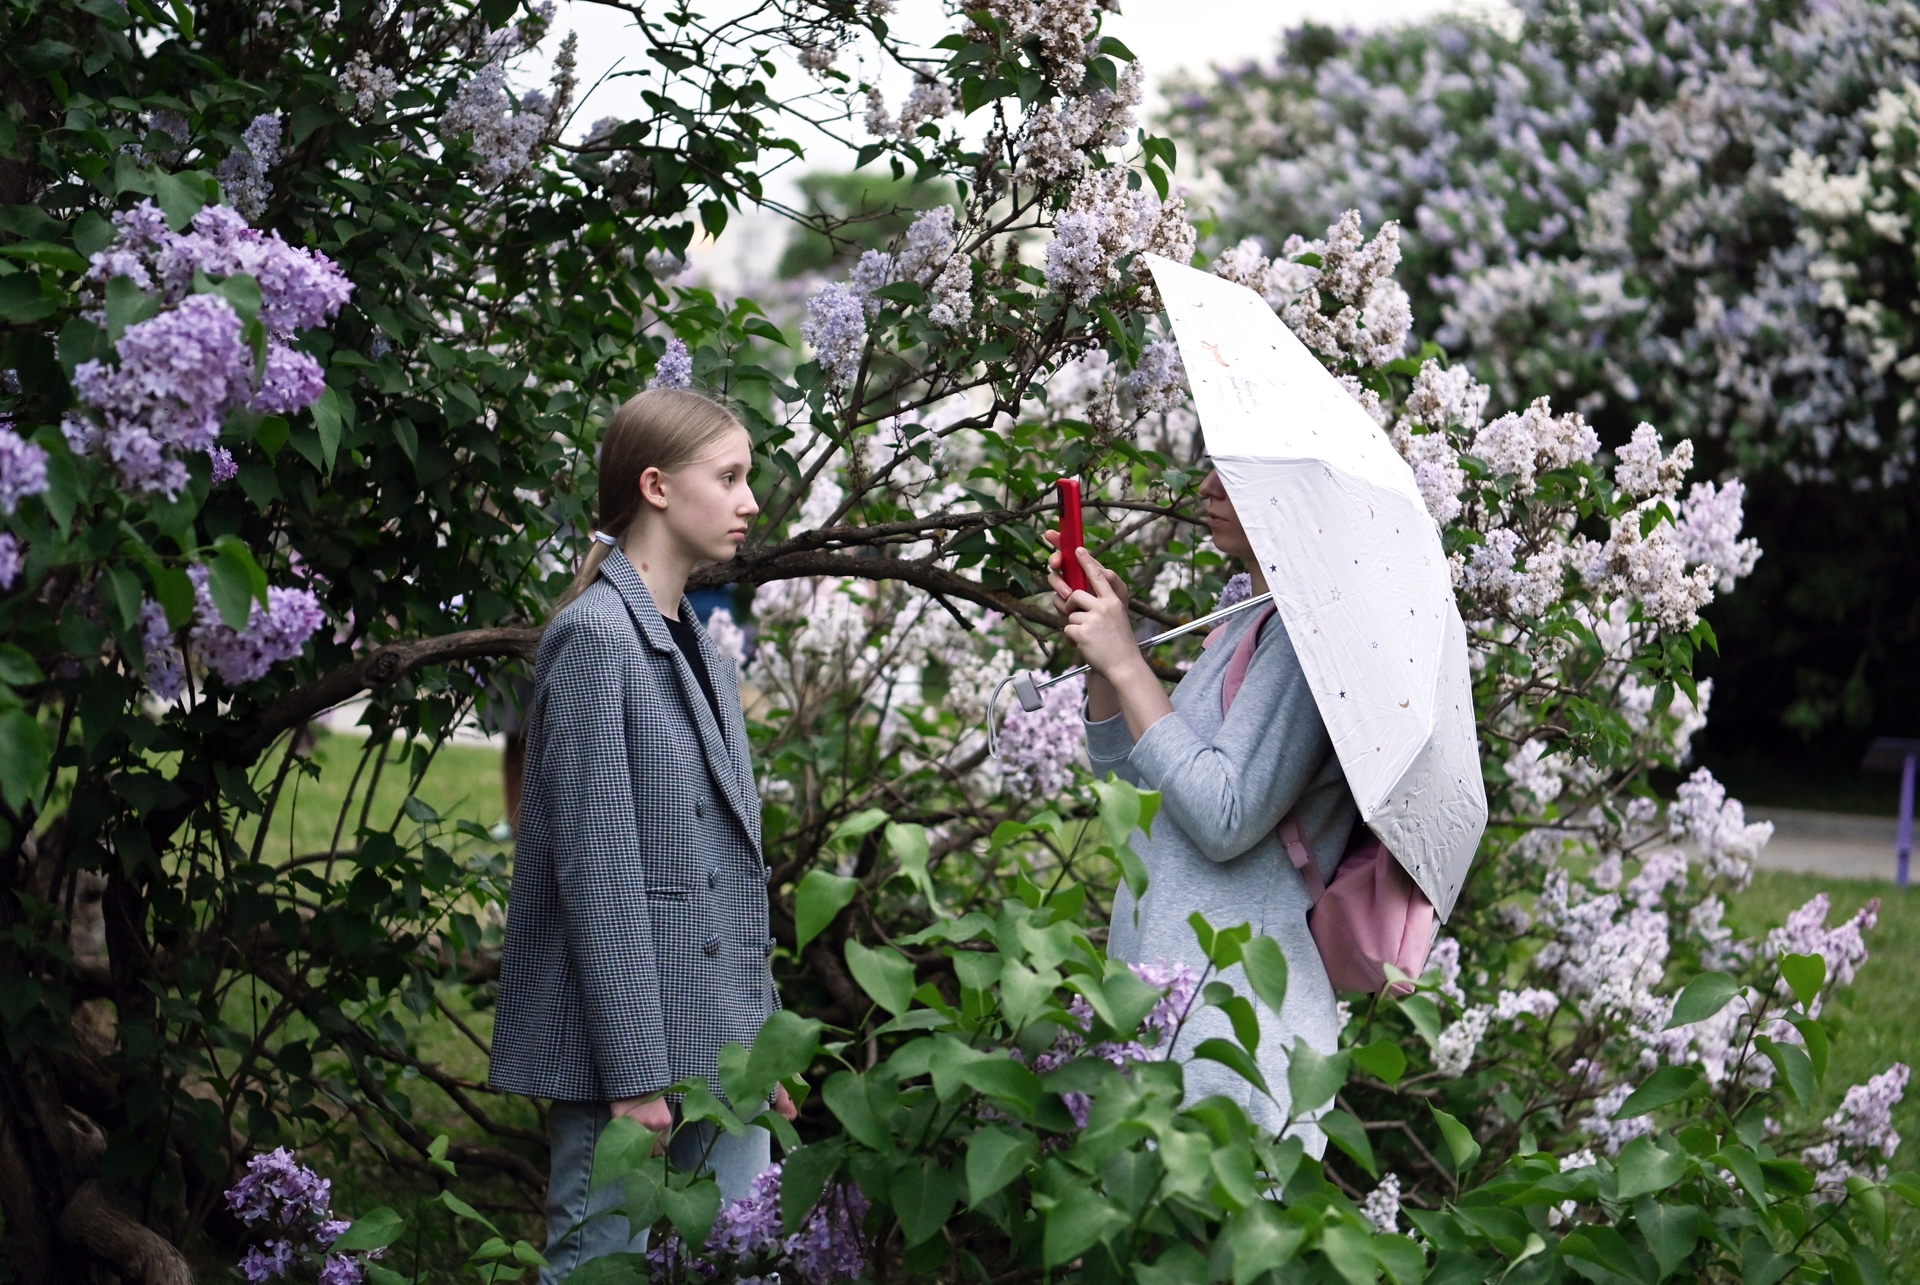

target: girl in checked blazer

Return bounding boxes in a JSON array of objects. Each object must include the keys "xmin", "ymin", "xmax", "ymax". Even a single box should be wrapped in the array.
[{"xmin": 490, "ymin": 388, "xmax": 795, "ymax": 1280}]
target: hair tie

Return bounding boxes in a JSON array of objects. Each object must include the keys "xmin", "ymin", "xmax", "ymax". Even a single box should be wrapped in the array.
[{"xmin": 591, "ymin": 531, "xmax": 620, "ymax": 547}]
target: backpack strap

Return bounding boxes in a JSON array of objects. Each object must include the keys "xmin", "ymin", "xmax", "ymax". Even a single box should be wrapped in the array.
[{"xmin": 1280, "ymin": 814, "xmax": 1326, "ymax": 906}]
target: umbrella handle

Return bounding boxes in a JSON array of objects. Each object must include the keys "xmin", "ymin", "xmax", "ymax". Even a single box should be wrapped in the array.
[{"xmin": 984, "ymin": 591, "xmax": 1275, "ymax": 758}]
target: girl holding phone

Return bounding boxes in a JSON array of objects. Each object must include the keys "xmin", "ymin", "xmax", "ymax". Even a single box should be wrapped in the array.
[
  {"xmin": 491, "ymin": 388, "xmax": 797, "ymax": 1280},
  {"xmin": 1046, "ymin": 471, "xmax": 1356, "ymax": 1144}
]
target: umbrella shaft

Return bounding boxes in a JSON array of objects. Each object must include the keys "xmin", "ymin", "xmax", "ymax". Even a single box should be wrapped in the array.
[{"xmin": 1033, "ymin": 591, "xmax": 1275, "ymax": 694}]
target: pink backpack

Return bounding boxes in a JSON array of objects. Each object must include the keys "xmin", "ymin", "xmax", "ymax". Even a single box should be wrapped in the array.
[{"xmin": 1218, "ymin": 606, "xmax": 1436, "ymax": 996}]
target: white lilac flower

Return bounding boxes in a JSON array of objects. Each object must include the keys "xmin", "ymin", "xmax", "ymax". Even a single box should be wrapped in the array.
[
  {"xmin": 1675, "ymin": 479, "xmax": 1762, "ymax": 591},
  {"xmin": 1802, "ymin": 1063, "xmax": 1909, "ymax": 1186},
  {"xmin": 1625, "ymin": 849, "xmax": 1688, "ymax": 909},
  {"xmin": 339, "ymin": 52, "xmax": 399, "ymax": 121},
  {"xmin": 441, "ymin": 59, "xmax": 552, "ymax": 189},
  {"xmin": 1668, "ymin": 767, "xmax": 1771, "ymax": 888},
  {"xmin": 1465, "ymin": 531, "xmax": 1573, "ymax": 618},
  {"xmin": 1584, "ymin": 509, "xmax": 1716, "ymax": 633},
  {"xmin": 895, "ymin": 78, "xmax": 953, "ymax": 138},
  {"xmin": 216, "ymin": 112, "xmax": 283, "ymax": 221},
  {"xmin": 1045, "ymin": 167, "xmax": 1134, "ymax": 306},
  {"xmin": 862, "ymin": 87, "xmax": 891, "ymax": 138},
  {"xmin": 1504, "ymin": 737, "xmax": 1569, "ymax": 807},
  {"xmin": 1359, "ymin": 1173, "xmax": 1402, "ymax": 1234},
  {"xmin": 1425, "ymin": 935, "xmax": 1465, "ymax": 1007},
  {"xmin": 801, "ymin": 283, "xmax": 868, "ymax": 388},
  {"xmin": 794, "ymin": 475, "xmax": 845, "ymax": 534},
  {"xmin": 1401, "ymin": 359, "xmax": 1489, "ymax": 432},
  {"xmin": 1767, "ymin": 892, "xmax": 1878, "ymax": 1012},
  {"xmin": 1469, "ymin": 398, "xmax": 1601, "ymax": 492},
  {"xmin": 1124, "ymin": 341, "xmax": 1187, "ymax": 414},
  {"xmin": 649, "ymin": 337, "xmax": 693, "ymax": 390},
  {"xmin": 926, "ymin": 254, "xmax": 973, "ymax": 328},
  {"xmin": 705, "ymin": 607, "xmax": 749, "ymax": 685},
  {"xmin": 1613, "ymin": 424, "xmax": 1692, "ymax": 500},
  {"xmin": 1433, "ymin": 1004, "xmax": 1491, "ymax": 1076},
  {"xmin": 1580, "ymin": 1082, "xmax": 1658, "ymax": 1155}
]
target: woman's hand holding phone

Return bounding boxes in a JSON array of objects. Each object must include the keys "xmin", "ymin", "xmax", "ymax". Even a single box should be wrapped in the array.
[{"xmin": 1042, "ymin": 529, "xmax": 1175, "ymax": 738}]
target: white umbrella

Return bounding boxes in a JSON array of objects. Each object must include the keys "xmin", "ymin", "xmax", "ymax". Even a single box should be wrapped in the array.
[{"xmin": 1144, "ymin": 254, "xmax": 1486, "ymax": 920}]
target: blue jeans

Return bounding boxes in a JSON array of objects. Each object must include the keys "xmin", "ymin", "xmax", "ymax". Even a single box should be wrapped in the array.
[{"xmin": 539, "ymin": 1102, "xmax": 770, "ymax": 1284}]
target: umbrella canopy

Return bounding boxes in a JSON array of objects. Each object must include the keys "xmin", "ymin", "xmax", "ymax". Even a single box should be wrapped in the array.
[{"xmin": 1145, "ymin": 254, "xmax": 1486, "ymax": 920}]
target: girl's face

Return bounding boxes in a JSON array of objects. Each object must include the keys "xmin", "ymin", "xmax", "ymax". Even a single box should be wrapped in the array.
[
  {"xmin": 1199, "ymin": 469, "xmax": 1253, "ymax": 561},
  {"xmin": 645, "ymin": 427, "xmax": 758, "ymax": 563}
]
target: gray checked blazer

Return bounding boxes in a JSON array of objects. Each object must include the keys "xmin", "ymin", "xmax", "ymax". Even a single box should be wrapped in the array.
[{"xmin": 489, "ymin": 546, "xmax": 778, "ymax": 1103}]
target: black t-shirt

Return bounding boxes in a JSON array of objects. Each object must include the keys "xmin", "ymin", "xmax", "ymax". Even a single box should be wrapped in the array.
[{"xmin": 663, "ymin": 614, "xmax": 723, "ymax": 732}]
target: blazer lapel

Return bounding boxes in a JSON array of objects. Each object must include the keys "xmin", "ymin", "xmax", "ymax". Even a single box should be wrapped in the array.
[{"xmin": 597, "ymin": 550, "xmax": 762, "ymax": 853}]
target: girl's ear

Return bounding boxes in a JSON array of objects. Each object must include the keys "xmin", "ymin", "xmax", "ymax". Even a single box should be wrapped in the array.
[{"xmin": 638, "ymin": 466, "xmax": 670, "ymax": 510}]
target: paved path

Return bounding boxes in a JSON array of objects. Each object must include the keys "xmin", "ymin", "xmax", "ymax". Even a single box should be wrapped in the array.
[{"xmin": 1747, "ymin": 809, "xmax": 1904, "ymax": 882}]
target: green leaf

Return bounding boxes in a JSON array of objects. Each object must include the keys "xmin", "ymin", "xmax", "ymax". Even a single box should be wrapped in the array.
[
  {"xmin": 1560, "ymin": 1225, "xmax": 1652, "ymax": 1284},
  {"xmin": 1396, "ymin": 993, "xmax": 1443, "ymax": 1049},
  {"xmin": 331, "ymin": 1206, "xmax": 405, "ymax": 1252},
  {"xmin": 0, "ymin": 710, "xmax": 51, "ymax": 812},
  {"xmin": 1754, "ymin": 1035, "xmax": 1816, "ymax": 1107},
  {"xmin": 1374, "ymin": 1234, "xmax": 1427, "ymax": 1285},
  {"xmin": 1042, "ymin": 1182, "xmax": 1129, "ymax": 1267},
  {"xmin": 1240, "ymin": 934, "xmax": 1290, "ymax": 1017},
  {"xmin": 1321, "ymin": 1223, "xmax": 1379, "ymax": 1285},
  {"xmin": 152, "ymin": 168, "xmax": 210, "ymax": 230},
  {"xmin": 1210, "ymin": 991, "xmax": 1262, "ymax": 1055},
  {"xmin": 1663, "ymin": 971, "xmax": 1739, "ymax": 1029},
  {"xmin": 1779, "ymin": 952, "xmax": 1826, "ymax": 1011},
  {"xmin": 1616, "ymin": 1065, "xmax": 1700, "ymax": 1119},
  {"xmin": 1788, "ymin": 1015, "xmax": 1829, "ymax": 1083},
  {"xmin": 435, "ymin": 1189, "xmax": 500, "ymax": 1234},
  {"xmin": 1286, "ymin": 1037, "xmax": 1349, "ymax": 1119},
  {"xmin": 1633, "ymin": 1198, "xmax": 1700, "ymax": 1281},
  {"xmin": 1320, "ymin": 1109, "xmax": 1378, "ymax": 1178},
  {"xmin": 1136, "ymin": 1244, "xmax": 1209, "ymax": 1285},
  {"xmin": 891, "ymin": 1157, "xmax": 961, "ymax": 1246},
  {"xmin": 661, "ymin": 1178, "xmax": 723, "ymax": 1250},
  {"xmin": 844, "ymin": 939, "xmax": 915, "ymax": 1016},
  {"xmin": 310, "ymin": 386, "xmax": 345, "ymax": 472},
  {"xmin": 1352, "ymin": 1039, "xmax": 1407, "ymax": 1087},
  {"xmin": 822, "ymin": 1071, "xmax": 892, "ymax": 1153},
  {"xmin": 779, "ymin": 1138, "xmax": 846, "ymax": 1234},
  {"xmin": 794, "ymin": 869, "xmax": 860, "ymax": 951},
  {"xmin": 0, "ymin": 274, "xmax": 54, "ymax": 323},
  {"xmin": 720, "ymin": 1010, "xmax": 822, "ymax": 1112},
  {"xmin": 208, "ymin": 540, "xmax": 268, "ymax": 629},
  {"xmin": 1614, "ymin": 1135, "xmax": 1687, "ymax": 1200},
  {"xmin": 885, "ymin": 821, "xmax": 940, "ymax": 910},
  {"xmin": 1194, "ymin": 1037, "xmax": 1269, "ymax": 1096},
  {"xmin": 0, "ymin": 645, "xmax": 45, "ymax": 687},
  {"xmin": 1429, "ymin": 1105, "xmax": 1481, "ymax": 1176},
  {"xmin": 1227, "ymin": 1203, "xmax": 1307, "ymax": 1285},
  {"xmin": 830, "ymin": 807, "xmax": 890, "ymax": 844},
  {"xmin": 966, "ymin": 1125, "xmax": 1035, "ymax": 1206},
  {"xmin": 149, "ymin": 565, "xmax": 196, "ymax": 630}
]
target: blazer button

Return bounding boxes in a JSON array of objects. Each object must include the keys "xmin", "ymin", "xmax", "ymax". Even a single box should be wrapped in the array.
[
  {"xmin": 694, "ymin": 800, "xmax": 705, "ymax": 818},
  {"xmin": 762, "ymin": 866, "xmax": 774, "ymax": 885},
  {"xmin": 764, "ymin": 936, "xmax": 777, "ymax": 959},
  {"xmin": 702, "ymin": 935, "xmax": 721, "ymax": 957},
  {"xmin": 706, "ymin": 869, "xmax": 718, "ymax": 890}
]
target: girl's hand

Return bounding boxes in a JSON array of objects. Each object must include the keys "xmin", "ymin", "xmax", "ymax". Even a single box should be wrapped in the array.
[
  {"xmin": 1048, "ymin": 546, "xmax": 1149, "ymax": 681},
  {"xmin": 612, "ymin": 1095, "xmax": 673, "ymax": 1155},
  {"xmin": 773, "ymin": 1083, "xmax": 799, "ymax": 1121},
  {"xmin": 1042, "ymin": 528, "xmax": 1131, "ymax": 614}
]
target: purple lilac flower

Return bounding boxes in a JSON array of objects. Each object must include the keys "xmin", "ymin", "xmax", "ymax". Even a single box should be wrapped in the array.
[
  {"xmin": 251, "ymin": 344, "xmax": 327, "ymax": 414},
  {"xmin": 0, "ymin": 426, "xmax": 48, "ymax": 514},
  {"xmin": 72, "ymin": 293, "xmax": 248, "ymax": 498},
  {"xmin": 0, "ymin": 533, "xmax": 22, "ymax": 590},
  {"xmin": 226, "ymin": 1147, "xmax": 335, "ymax": 1226},
  {"xmin": 317, "ymin": 1254, "xmax": 366, "ymax": 1285},
  {"xmin": 217, "ymin": 112, "xmax": 284, "ymax": 221},
  {"xmin": 648, "ymin": 336, "xmax": 693, "ymax": 390},
  {"xmin": 240, "ymin": 1240, "xmax": 296, "ymax": 1283},
  {"xmin": 801, "ymin": 283, "xmax": 868, "ymax": 388},
  {"xmin": 1216, "ymin": 572, "xmax": 1252, "ymax": 611},
  {"xmin": 157, "ymin": 205, "xmax": 354, "ymax": 337},
  {"xmin": 208, "ymin": 445, "xmax": 238, "ymax": 483},
  {"xmin": 187, "ymin": 564, "xmax": 326, "ymax": 686},
  {"xmin": 997, "ymin": 673, "xmax": 1084, "ymax": 797},
  {"xmin": 139, "ymin": 600, "xmax": 186, "ymax": 701},
  {"xmin": 689, "ymin": 1162, "xmax": 870, "ymax": 1284}
]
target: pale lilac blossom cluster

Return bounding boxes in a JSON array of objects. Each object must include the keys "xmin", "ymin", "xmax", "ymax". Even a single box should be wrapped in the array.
[
  {"xmin": 185, "ymin": 564, "xmax": 327, "ymax": 687},
  {"xmin": 1044, "ymin": 169, "xmax": 1195, "ymax": 307},
  {"xmin": 801, "ymin": 283, "xmax": 869, "ymax": 388},
  {"xmin": 0, "ymin": 426, "xmax": 48, "ymax": 514},
  {"xmin": 439, "ymin": 31, "xmax": 575, "ymax": 190},
  {"xmin": 68, "ymin": 202, "xmax": 351, "ymax": 497},
  {"xmin": 139, "ymin": 601, "xmax": 187, "ymax": 702},
  {"xmin": 649, "ymin": 337, "xmax": 693, "ymax": 390},
  {"xmin": 998, "ymin": 674, "xmax": 1085, "ymax": 797},
  {"xmin": 216, "ymin": 113, "xmax": 283, "ymax": 221},
  {"xmin": 1767, "ymin": 893, "xmax": 1878, "ymax": 1014},
  {"xmin": 1210, "ymin": 213, "xmax": 1412, "ymax": 369},
  {"xmin": 1359, "ymin": 1172, "xmax": 1402, "ymax": 1233},
  {"xmin": 1124, "ymin": 340, "xmax": 1187, "ymax": 413},
  {"xmin": 1801, "ymin": 1063, "xmax": 1909, "ymax": 1187}
]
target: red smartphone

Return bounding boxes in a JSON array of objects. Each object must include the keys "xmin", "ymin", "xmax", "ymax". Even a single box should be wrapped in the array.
[{"xmin": 1056, "ymin": 477, "xmax": 1088, "ymax": 594}]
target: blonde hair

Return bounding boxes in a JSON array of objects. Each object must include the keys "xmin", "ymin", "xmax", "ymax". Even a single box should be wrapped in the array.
[{"xmin": 553, "ymin": 387, "xmax": 745, "ymax": 614}]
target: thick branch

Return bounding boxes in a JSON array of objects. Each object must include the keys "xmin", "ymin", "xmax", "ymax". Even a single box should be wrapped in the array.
[
  {"xmin": 56, "ymin": 1182, "xmax": 192, "ymax": 1285},
  {"xmin": 232, "ymin": 626, "xmax": 544, "ymax": 765}
]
